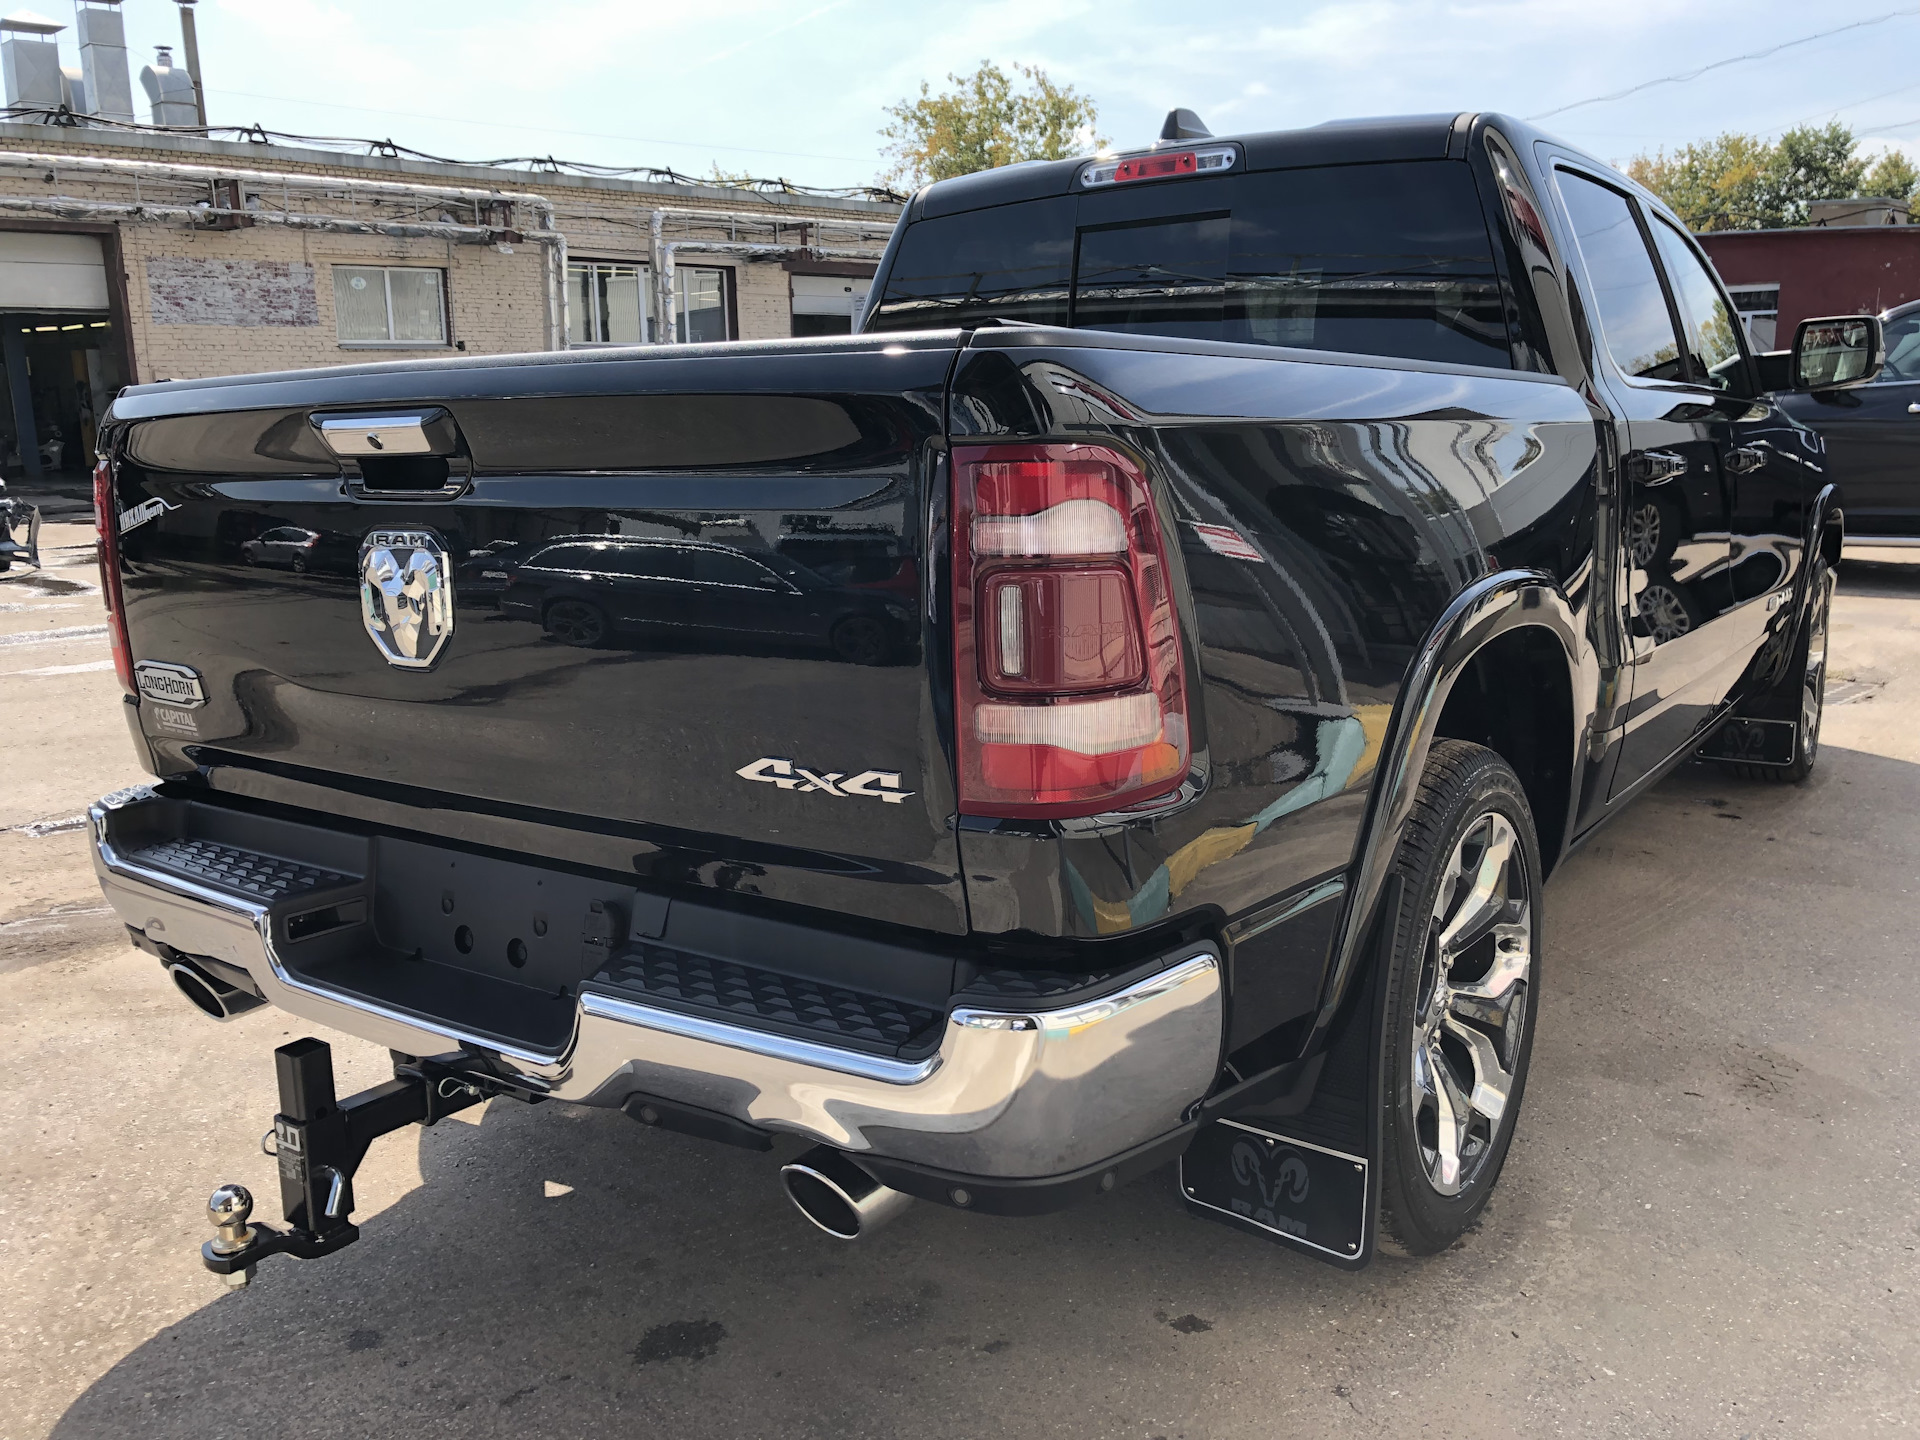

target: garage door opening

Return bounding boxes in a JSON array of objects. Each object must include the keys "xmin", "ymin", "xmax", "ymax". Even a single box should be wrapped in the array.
[
  {"xmin": 790, "ymin": 269, "xmax": 873, "ymax": 337},
  {"xmin": 0, "ymin": 230, "xmax": 129, "ymax": 481}
]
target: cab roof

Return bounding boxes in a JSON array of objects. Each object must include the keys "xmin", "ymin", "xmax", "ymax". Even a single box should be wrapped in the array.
[{"xmin": 909, "ymin": 111, "xmax": 1565, "ymax": 221}]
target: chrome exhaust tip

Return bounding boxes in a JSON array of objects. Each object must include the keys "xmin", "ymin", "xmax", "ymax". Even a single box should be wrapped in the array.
[
  {"xmin": 781, "ymin": 1146, "xmax": 913, "ymax": 1240},
  {"xmin": 168, "ymin": 960, "xmax": 265, "ymax": 1021}
]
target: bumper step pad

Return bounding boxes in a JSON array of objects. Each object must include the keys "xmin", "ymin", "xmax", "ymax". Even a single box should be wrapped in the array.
[
  {"xmin": 592, "ymin": 943, "xmax": 942, "ymax": 1058},
  {"xmin": 128, "ymin": 837, "xmax": 357, "ymax": 905}
]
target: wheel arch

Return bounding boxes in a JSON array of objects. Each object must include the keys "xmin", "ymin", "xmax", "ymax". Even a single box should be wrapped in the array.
[
  {"xmin": 1430, "ymin": 625, "xmax": 1576, "ymax": 882},
  {"xmin": 1306, "ymin": 570, "xmax": 1584, "ymax": 1058}
]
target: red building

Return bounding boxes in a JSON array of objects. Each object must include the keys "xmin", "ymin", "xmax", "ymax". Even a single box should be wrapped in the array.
[{"xmin": 1698, "ymin": 226, "xmax": 1920, "ymax": 351}]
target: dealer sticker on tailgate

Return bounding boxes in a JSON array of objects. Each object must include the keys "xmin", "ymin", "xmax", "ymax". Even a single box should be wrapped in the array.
[{"xmin": 133, "ymin": 660, "xmax": 207, "ymax": 709}]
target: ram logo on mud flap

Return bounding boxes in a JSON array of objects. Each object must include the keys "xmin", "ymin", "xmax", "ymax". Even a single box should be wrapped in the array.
[
  {"xmin": 1230, "ymin": 1139, "xmax": 1311, "ymax": 1233},
  {"xmin": 360, "ymin": 529, "xmax": 454, "ymax": 670},
  {"xmin": 736, "ymin": 757, "xmax": 913, "ymax": 802}
]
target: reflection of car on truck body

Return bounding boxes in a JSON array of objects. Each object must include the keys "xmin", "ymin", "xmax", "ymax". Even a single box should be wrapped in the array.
[
  {"xmin": 86, "ymin": 110, "xmax": 1882, "ymax": 1281},
  {"xmin": 239, "ymin": 525, "xmax": 323, "ymax": 571},
  {"xmin": 1775, "ymin": 298, "xmax": 1920, "ymax": 545},
  {"xmin": 497, "ymin": 536, "xmax": 915, "ymax": 663}
]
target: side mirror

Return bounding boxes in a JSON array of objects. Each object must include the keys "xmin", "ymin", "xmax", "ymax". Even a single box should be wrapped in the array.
[{"xmin": 1791, "ymin": 315, "xmax": 1884, "ymax": 391}]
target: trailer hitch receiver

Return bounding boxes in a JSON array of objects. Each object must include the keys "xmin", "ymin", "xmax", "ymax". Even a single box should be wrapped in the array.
[{"xmin": 199, "ymin": 1037, "xmax": 514, "ymax": 1284}]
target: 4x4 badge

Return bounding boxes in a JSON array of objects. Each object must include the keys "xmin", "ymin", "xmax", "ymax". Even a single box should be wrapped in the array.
[{"xmin": 735, "ymin": 757, "xmax": 912, "ymax": 802}]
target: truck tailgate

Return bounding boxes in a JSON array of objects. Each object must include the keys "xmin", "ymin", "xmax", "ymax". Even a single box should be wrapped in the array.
[{"xmin": 106, "ymin": 336, "xmax": 968, "ymax": 934}]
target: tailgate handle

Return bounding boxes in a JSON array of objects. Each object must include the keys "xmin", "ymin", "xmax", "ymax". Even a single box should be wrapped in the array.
[{"xmin": 314, "ymin": 410, "xmax": 453, "ymax": 458}]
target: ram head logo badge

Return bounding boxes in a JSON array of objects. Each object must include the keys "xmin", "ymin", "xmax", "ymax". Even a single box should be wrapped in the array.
[{"xmin": 359, "ymin": 529, "xmax": 454, "ymax": 669}]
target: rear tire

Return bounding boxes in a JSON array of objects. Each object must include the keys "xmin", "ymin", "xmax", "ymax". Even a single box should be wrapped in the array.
[
  {"xmin": 1376, "ymin": 740, "xmax": 1541, "ymax": 1257},
  {"xmin": 543, "ymin": 598, "xmax": 608, "ymax": 647},
  {"xmin": 830, "ymin": 615, "xmax": 890, "ymax": 666}
]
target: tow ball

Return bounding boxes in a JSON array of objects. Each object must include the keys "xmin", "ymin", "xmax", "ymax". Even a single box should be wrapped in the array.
[{"xmin": 200, "ymin": 1036, "xmax": 529, "ymax": 1286}]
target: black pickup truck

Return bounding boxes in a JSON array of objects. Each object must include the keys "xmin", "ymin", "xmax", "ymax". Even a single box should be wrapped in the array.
[{"xmin": 88, "ymin": 111, "xmax": 1884, "ymax": 1277}]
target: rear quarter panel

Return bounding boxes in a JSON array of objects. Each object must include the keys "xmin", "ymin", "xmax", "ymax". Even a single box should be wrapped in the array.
[{"xmin": 948, "ymin": 331, "xmax": 1599, "ymax": 1049}]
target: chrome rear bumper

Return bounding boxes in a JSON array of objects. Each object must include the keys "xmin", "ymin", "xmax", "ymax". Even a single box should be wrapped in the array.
[{"xmin": 91, "ymin": 790, "xmax": 1222, "ymax": 1179}]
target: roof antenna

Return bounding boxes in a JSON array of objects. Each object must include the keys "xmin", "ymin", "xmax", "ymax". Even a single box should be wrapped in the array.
[{"xmin": 1160, "ymin": 108, "xmax": 1211, "ymax": 141}]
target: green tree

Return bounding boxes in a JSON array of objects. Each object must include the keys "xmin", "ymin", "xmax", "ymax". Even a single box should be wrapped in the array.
[
  {"xmin": 1626, "ymin": 133, "xmax": 1775, "ymax": 231},
  {"xmin": 1628, "ymin": 122, "xmax": 1892, "ymax": 231},
  {"xmin": 1763, "ymin": 122, "xmax": 1868, "ymax": 225},
  {"xmin": 1864, "ymin": 149, "xmax": 1920, "ymax": 207},
  {"xmin": 880, "ymin": 61, "xmax": 1104, "ymax": 189}
]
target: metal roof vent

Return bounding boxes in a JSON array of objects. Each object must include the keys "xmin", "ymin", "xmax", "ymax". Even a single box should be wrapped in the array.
[
  {"xmin": 1159, "ymin": 108, "xmax": 1212, "ymax": 141},
  {"xmin": 75, "ymin": 0, "xmax": 135, "ymax": 123},
  {"xmin": 1, "ymin": 10, "xmax": 65, "ymax": 111},
  {"xmin": 139, "ymin": 42, "xmax": 195, "ymax": 126}
]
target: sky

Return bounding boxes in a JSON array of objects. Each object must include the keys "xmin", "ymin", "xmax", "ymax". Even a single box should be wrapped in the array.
[{"xmin": 54, "ymin": 0, "xmax": 1920, "ymax": 191}]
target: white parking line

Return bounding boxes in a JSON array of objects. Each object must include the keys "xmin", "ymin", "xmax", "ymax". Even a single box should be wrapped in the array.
[
  {"xmin": 7, "ymin": 658, "xmax": 115, "ymax": 677},
  {"xmin": 0, "ymin": 624, "xmax": 108, "ymax": 647}
]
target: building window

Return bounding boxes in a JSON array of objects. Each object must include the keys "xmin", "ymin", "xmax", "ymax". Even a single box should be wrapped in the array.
[
  {"xmin": 570, "ymin": 261, "xmax": 647, "ymax": 345},
  {"xmin": 791, "ymin": 272, "xmax": 872, "ymax": 337},
  {"xmin": 333, "ymin": 266, "xmax": 447, "ymax": 346},
  {"xmin": 1726, "ymin": 285, "xmax": 1780, "ymax": 352},
  {"xmin": 567, "ymin": 260, "xmax": 732, "ymax": 345},
  {"xmin": 678, "ymin": 267, "xmax": 728, "ymax": 344}
]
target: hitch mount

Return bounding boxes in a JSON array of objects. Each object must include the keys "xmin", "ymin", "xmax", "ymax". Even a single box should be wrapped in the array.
[{"xmin": 201, "ymin": 1037, "xmax": 533, "ymax": 1284}]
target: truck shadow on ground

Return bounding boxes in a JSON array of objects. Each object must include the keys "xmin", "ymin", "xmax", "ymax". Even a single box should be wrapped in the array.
[
  {"xmin": 48, "ymin": 742, "xmax": 1920, "ymax": 1440},
  {"xmin": 1837, "ymin": 553, "xmax": 1920, "ymax": 599},
  {"xmin": 50, "ymin": 1098, "xmax": 1377, "ymax": 1439},
  {"xmin": 59, "ymin": 1082, "xmax": 1411, "ymax": 1439}
]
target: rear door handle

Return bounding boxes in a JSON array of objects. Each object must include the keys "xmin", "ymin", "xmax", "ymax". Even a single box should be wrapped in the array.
[
  {"xmin": 1726, "ymin": 445, "xmax": 1767, "ymax": 474},
  {"xmin": 1627, "ymin": 450, "xmax": 1687, "ymax": 485}
]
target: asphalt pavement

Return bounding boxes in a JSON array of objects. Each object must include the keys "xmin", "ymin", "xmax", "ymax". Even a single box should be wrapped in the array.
[{"xmin": 3, "ymin": 522, "xmax": 1916, "ymax": 1439}]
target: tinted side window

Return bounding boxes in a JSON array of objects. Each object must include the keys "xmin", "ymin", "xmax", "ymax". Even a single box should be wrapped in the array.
[
  {"xmin": 869, "ymin": 197, "xmax": 1075, "ymax": 329},
  {"xmin": 1879, "ymin": 309, "xmax": 1920, "ymax": 382},
  {"xmin": 1556, "ymin": 172, "xmax": 1682, "ymax": 381},
  {"xmin": 1649, "ymin": 218, "xmax": 1745, "ymax": 391},
  {"xmin": 610, "ymin": 545, "xmax": 697, "ymax": 580},
  {"xmin": 692, "ymin": 550, "xmax": 779, "ymax": 587},
  {"xmin": 529, "ymin": 544, "xmax": 600, "ymax": 570}
]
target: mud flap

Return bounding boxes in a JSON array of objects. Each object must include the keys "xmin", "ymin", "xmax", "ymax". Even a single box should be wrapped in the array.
[
  {"xmin": 1180, "ymin": 896, "xmax": 1388, "ymax": 1271},
  {"xmin": 1694, "ymin": 716, "xmax": 1796, "ymax": 767}
]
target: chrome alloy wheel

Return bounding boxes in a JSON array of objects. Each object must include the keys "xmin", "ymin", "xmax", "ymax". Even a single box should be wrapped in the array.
[
  {"xmin": 1626, "ymin": 502, "xmax": 1661, "ymax": 568},
  {"xmin": 1637, "ymin": 583, "xmax": 1692, "ymax": 644},
  {"xmin": 1411, "ymin": 812, "xmax": 1532, "ymax": 1197},
  {"xmin": 1802, "ymin": 573, "xmax": 1832, "ymax": 767}
]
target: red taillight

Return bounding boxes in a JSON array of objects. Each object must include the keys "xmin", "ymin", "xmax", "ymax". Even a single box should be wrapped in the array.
[
  {"xmin": 952, "ymin": 443, "xmax": 1189, "ymax": 817},
  {"xmin": 93, "ymin": 456, "xmax": 135, "ymax": 696}
]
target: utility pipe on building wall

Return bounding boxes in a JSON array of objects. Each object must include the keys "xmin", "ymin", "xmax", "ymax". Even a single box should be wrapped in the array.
[
  {"xmin": 173, "ymin": 0, "xmax": 207, "ymax": 133},
  {"xmin": 0, "ymin": 149, "xmax": 571, "ymax": 347},
  {"xmin": 0, "ymin": 150, "xmax": 560, "ymax": 227},
  {"xmin": 643, "ymin": 209, "xmax": 887, "ymax": 345},
  {"xmin": 0, "ymin": 152, "xmax": 891, "ymax": 350},
  {"xmin": 0, "ymin": 192, "xmax": 572, "ymax": 347}
]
